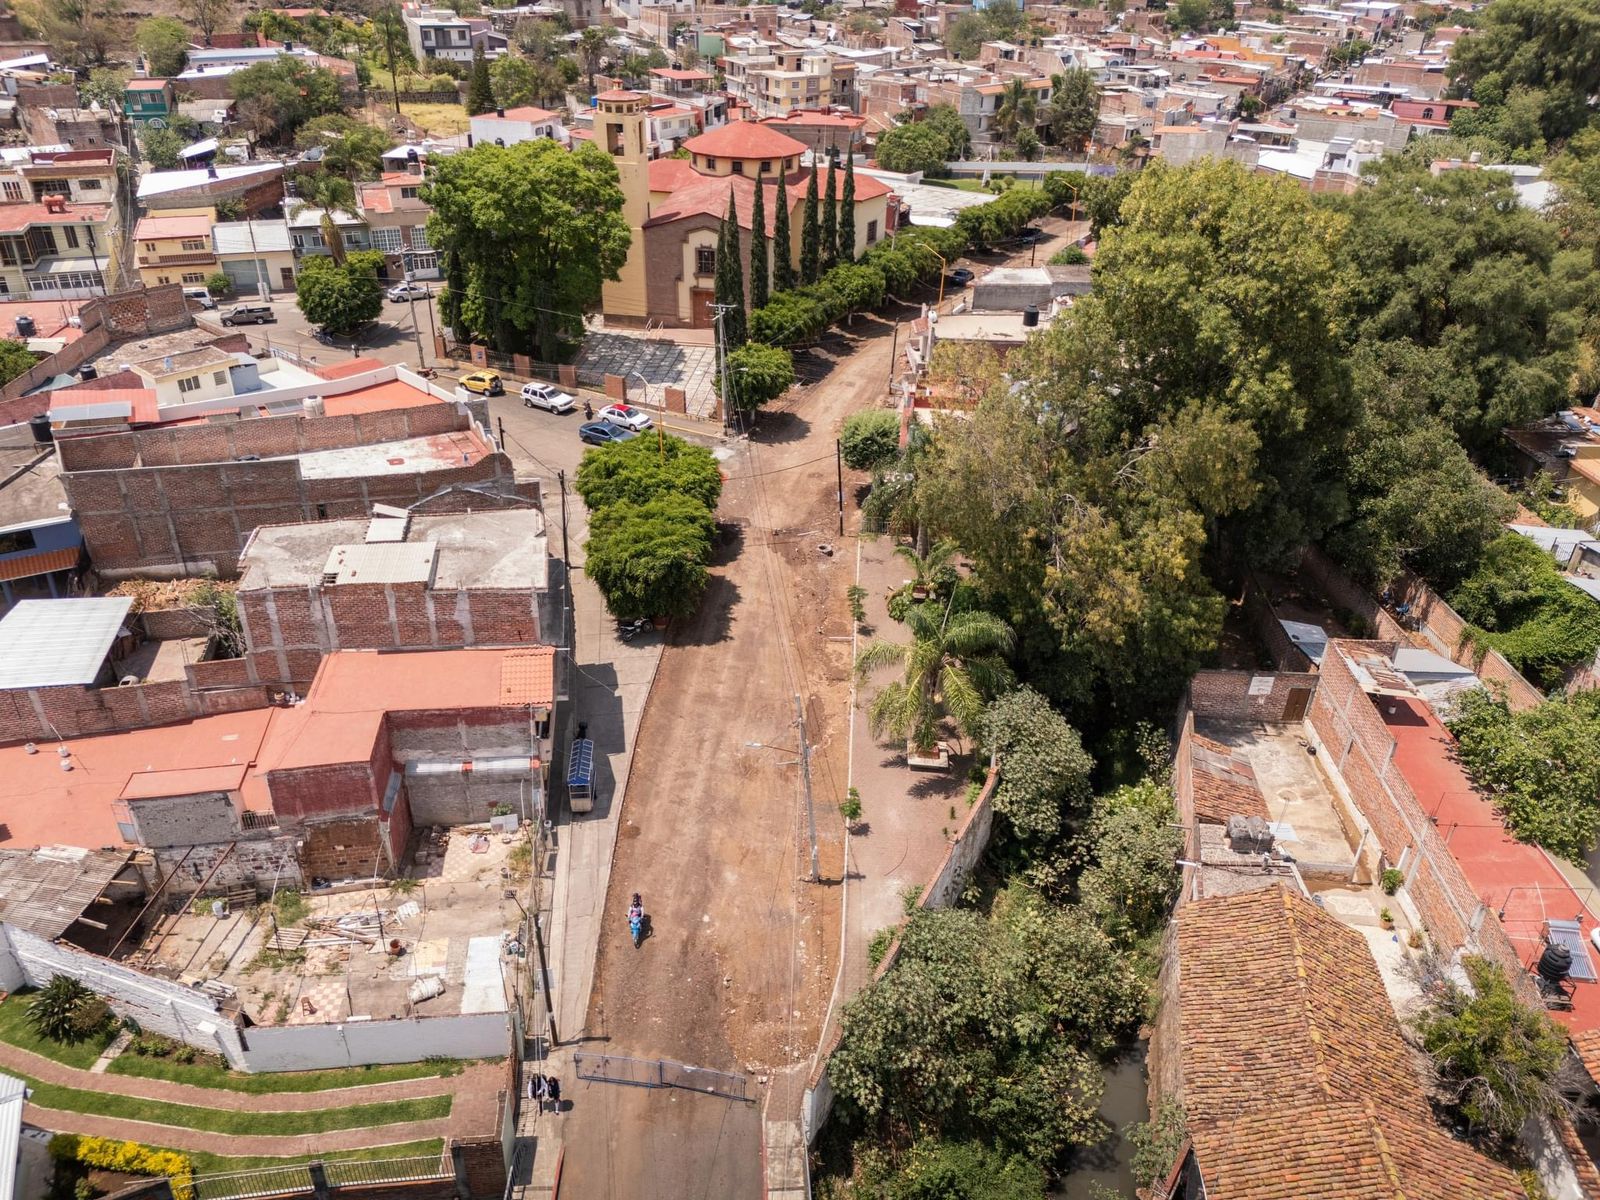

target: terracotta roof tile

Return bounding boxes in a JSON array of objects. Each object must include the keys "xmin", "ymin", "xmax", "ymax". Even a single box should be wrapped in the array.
[
  {"xmin": 1190, "ymin": 734, "xmax": 1269, "ymax": 824},
  {"xmin": 1174, "ymin": 889, "xmax": 1523, "ymax": 1200},
  {"xmin": 683, "ymin": 121, "xmax": 808, "ymax": 160},
  {"xmin": 499, "ymin": 650, "xmax": 555, "ymax": 706}
]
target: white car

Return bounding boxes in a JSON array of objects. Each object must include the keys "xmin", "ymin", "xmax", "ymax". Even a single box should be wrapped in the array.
[
  {"xmin": 597, "ymin": 403, "xmax": 652, "ymax": 431},
  {"xmin": 387, "ymin": 282, "xmax": 431, "ymax": 302},
  {"xmin": 521, "ymin": 382, "xmax": 577, "ymax": 413}
]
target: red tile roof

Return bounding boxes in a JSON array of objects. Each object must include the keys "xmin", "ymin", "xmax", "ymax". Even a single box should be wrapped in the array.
[
  {"xmin": 314, "ymin": 357, "xmax": 387, "ymax": 380},
  {"xmin": 1189, "ymin": 734, "xmax": 1269, "ymax": 823},
  {"xmin": 647, "ymin": 156, "xmax": 702, "ymax": 193},
  {"xmin": 1174, "ymin": 888, "xmax": 1523, "ymax": 1200},
  {"xmin": 683, "ymin": 121, "xmax": 808, "ymax": 161},
  {"xmin": 760, "ymin": 111, "xmax": 867, "ymax": 130},
  {"xmin": 650, "ymin": 67, "xmax": 712, "ymax": 82},
  {"xmin": 357, "ymin": 182, "xmax": 393, "ymax": 214},
  {"xmin": 0, "ymin": 545, "xmax": 79, "ymax": 583},
  {"xmin": 595, "ymin": 88, "xmax": 645, "ymax": 102},
  {"xmin": 49, "ymin": 388, "xmax": 160, "ymax": 424},
  {"xmin": 135, "ymin": 213, "xmax": 213, "ymax": 240},
  {"xmin": 645, "ymin": 166, "xmax": 890, "ymax": 233},
  {"xmin": 125, "ymin": 78, "xmax": 170, "ymax": 91},
  {"xmin": 475, "ymin": 105, "xmax": 559, "ymax": 123}
]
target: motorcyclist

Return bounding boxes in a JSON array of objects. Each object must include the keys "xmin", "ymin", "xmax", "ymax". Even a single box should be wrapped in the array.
[
  {"xmin": 583, "ymin": 400, "xmax": 595, "ymax": 420},
  {"xmin": 627, "ymin": 893, "xmax": 643, "ymax": 922},
  {"xmin": 628, "ymin": 893, "xmax": 644, "ymax": 947}
]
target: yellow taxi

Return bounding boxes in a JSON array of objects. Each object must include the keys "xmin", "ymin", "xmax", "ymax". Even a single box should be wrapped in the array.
[{"xmin": 459, "ymin": 369, "xmax": 504, "ymax": 396}]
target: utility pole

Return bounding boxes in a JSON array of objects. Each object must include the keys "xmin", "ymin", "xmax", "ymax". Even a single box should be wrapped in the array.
[
  {"xmin": 556, "ymin": 469, "xmax": 572, "ymax": 570},
  {"xmin": 834, "ymin": 438, "xmax": 844, "ymax": 536},
  {"xmin": 794, "ymin": 694, "xmax": 819, "ymax": 883},
  {"xmin": 498, "ymin": 415, "xmax": 507, "ymax": 451},
  {"xmin": 530, "ymin": 910, "xmax": 559, "ymax": 1046},
  {"xmin": 711, "ymin": 301, "xmax": 738, "ymax": 429},
  {"xmin": 557, "ymin": 468, "xmax": 573, "ymax": 640},
  {"xmin": 408, "ymin": 291, "xmax": 426, "ymax": 369},
  {"xmin": 886, "ymin": 321, "xmax": 898, "ymax": 387}
]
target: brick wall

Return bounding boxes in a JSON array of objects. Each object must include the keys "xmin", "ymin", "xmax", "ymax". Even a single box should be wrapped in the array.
[
  {"xmin": 140, "ymin": 606, "xmax": 212, "ymax": 639},
  {"xmin": 64, "ymin": 408, "xmax": 513, "ymax": 578},
  {"xmin": 1240, "ymin": 572, "xmax": 1314, "ymax": 672},
  {"xmin": 1307, "ymin": 640, "xmax": 1535, "ymax": 1000},
  {"xmin": 1186, "ymin": 670, "xmax": 1319, "ymax": 723},
  {"xmin": 1297, "ymin": 546, "xmax": 1543, "ymax": 711},
  {"xmin": 0, "ymin": 679, "xmax": 212, "ymax": 746},
  {"xmin": 299, "ymin": 818, "xmax": 384, "ymax": 881}
]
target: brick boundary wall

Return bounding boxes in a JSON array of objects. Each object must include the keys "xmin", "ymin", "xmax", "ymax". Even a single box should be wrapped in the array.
[
  {"xmin": 0, "ymin": 673, "xmax": 277, "ymax": 746},
  {"xmin": 800, "ymin": 761, "xmax": 1000, "ymax": 1146},
  {"xmin": 1240, "ymin": 571, "xmax": 1315, "ymax": 672},
  {"xmin": 1298, "ymin": 546, "xmax": 1544, "ymax": 711},
  {"xmin": 1187, "ymin": 669, "xmax": 1320, "ymax": 723},
  {"xmin": 1307, "ymin": 639, "xmax": 1535, "ymax": 1002}
]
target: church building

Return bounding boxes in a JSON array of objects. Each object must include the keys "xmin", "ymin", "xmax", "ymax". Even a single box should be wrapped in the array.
[{"xmin": 594, "ymin": 90, "xmax": 895, "ymax": 328}]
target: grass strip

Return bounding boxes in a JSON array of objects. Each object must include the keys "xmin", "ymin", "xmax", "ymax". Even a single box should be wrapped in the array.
[
  {"xmin": 19, "ymin": 1072, "xmax": 451, "ymax": 1135},
  {"xmin": 184, "ymin": 1139, "xmax": 447, "ymax": 1174},
  {"xmin": 108, "ymin": 1053, "xmax": 466, "ymax": 1094},
  {"xmin": 0, "ymin": 996, "xmax": 115, "ymax": 1071}
]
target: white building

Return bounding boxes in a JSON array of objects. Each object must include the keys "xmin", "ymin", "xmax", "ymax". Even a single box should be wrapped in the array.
[{"xmin": 467, "ymin": 105, "xmax": 570, "ymax": 148}]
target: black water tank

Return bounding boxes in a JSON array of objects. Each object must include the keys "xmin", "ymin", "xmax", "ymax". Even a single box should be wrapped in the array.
[
  {"xmin": 1538, "ymin": 942, "xmax": 1573, "ymax": 985},
  {"xmin": 14, "ymin": 314, "xmax": 35, "ymax": 338},
  {"xmin": 77, "ymin": 363, "xmax": 97, "ymax": 382},
  {"xmin": 1023, "ymin": 304, "xmax": 1039, "ymax": 328},
  {"xmin": 28, "ymin": 414, "xmax": 52, "ymax": 444}
]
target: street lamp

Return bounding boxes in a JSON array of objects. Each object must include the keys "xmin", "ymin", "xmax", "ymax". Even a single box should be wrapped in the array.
[
  {"xmin": 504, "ymin": 888, "xmax": 559, "ymax": 1046},
  {"xmin": 626, "ymin": 369, "xmax": 665, "ymax": 462}
]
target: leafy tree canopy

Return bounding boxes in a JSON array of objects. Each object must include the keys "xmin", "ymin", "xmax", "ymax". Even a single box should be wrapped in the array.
[
  {"xmin": 135, "ymin": 16, "xmax": 189, "ymax": 77},
  {"xmin": 1447, "ymin": 0, "xmax": 1600, "ymax": 145},
  {"xmin": 723, "ymin": 342, "xmax": 794, "ymax": 410},
  {"xmin": 574, "ymin": 433, "xmax": 723, "ymax": 513},
  {"xmin": 1075, "ymin": 779, "xmax": 1182, "ymax": 942},
  {"xmin": 424, "ymin": 140, "xmax": 629, "ymax": 360},
  {"xmin": 294, "ymin": 115, "xmax": 389, "ymax": 180},
  {"xmin": 230, "ymin": 58, "xmax": 343, "ymax": 144},
  {"xmin": 140, "ymin": 127, "xmax": 186, "ymax": 171},
  {"xmin": 0, "ymin": 339, "xmax": 37, "ymax": 387},
  {"xmin": 295, "ymin": 250, "xmax": 384, "ymax": 336},
  {"xmin": 840, "ymin": 409, "xmax": 901, "ymax": 472},
  {"xmin": 584, "ymin": 493, "xmax": 717, "ymax": 621},
  {"xmin": 980, "ymin": 686, "xmax": 1094, "ymax": 843}
]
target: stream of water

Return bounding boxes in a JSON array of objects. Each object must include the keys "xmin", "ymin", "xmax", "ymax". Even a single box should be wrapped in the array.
[{"xmin": 1052, "ymin": 1043, "xmax": 1147, "ymax": 1199}]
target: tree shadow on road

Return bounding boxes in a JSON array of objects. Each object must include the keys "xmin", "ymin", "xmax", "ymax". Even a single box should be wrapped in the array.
[{"xmin": 745, "ymin": 409, "xmax": 812, "ymax": 445}]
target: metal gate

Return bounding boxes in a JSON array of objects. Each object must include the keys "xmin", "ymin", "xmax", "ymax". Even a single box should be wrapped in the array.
[{"xmin": 574, "ymin": 1051, "xmax": 752, "ymax": 1102}]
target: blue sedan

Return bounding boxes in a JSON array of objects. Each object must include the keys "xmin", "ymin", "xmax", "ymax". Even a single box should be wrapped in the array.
[{"xmin": 579, "ymin": 420, "xmax": 639, "ymax": 446}]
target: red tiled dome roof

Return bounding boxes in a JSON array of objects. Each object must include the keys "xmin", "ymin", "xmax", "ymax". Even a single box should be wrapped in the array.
[{"xmin": 682, "ymin": 121, "xmax": 808, "ymax": 161}]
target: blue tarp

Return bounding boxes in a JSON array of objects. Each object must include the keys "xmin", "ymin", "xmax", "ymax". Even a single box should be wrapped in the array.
[{"xmin": 567, "ymin": 739, "xmax": 594, "ymax": 790}]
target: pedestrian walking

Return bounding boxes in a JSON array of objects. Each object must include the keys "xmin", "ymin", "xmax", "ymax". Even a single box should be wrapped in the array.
[
  {"xmin": 545, "ymin": 1074, "xmax": 561, "ymax": 1115},
  {"xmin": 532, "ymin": 1073, "xmax": 548, "ymax": 1113}
]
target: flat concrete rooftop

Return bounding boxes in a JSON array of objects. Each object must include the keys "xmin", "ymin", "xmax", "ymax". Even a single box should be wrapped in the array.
[
  {"xmin": 239, "ymin": 509, "xmax": 548, "ymax": 591},
  {"xmin": 296, "ymin": 430, "xmax": 490, "ymax": 479},
  {"xmin": 132, "ymin": 828, "xmax": 525, "ymax": 1026}
]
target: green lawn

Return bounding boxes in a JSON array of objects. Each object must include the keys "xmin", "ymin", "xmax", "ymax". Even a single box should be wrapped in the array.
[
  {"xmin": 108, "ymin": 1053, "xmax": 466, "ymax": 1094},
  {"xmin": 185, "ymin": 1139, "xmax": 446, "ymax": 1174},
  {"xmin": 17, "ymin": 1071, "xmax": 451, "ymax": 1135},
  {"xmin": 0, "ymin": 995, "xmax": 115, "ymax": 1070}
]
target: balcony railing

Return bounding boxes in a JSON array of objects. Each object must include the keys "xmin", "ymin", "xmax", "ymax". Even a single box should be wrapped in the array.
[{"xmin": 138, "ymin": 251, "xmax": 217, "ymax": 267}]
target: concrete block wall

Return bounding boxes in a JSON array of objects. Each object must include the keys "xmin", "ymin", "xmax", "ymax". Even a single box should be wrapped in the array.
[
  {"xmin": 0, "ymin": 679, "xmax": 205, "ymax": 746},
  {"xmin": 238, "ymin": 1012, "xmax": 512, "ymax": 1072},
  {"xmin": 154, "ymin": 835, "xmax": 304, "ymax": 898}
]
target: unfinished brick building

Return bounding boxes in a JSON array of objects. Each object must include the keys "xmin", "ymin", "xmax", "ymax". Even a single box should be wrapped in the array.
[
  {"xmin": 233, "ymin": 505, "xmax": 558, "ymax": 690},
  {"xmin": 58, "ymin": 398, "xmax": 520, "ymax": 579}
]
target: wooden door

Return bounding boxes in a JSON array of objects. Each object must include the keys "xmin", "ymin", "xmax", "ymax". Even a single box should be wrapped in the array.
[
  {"xmin": 690, "ymin": 288, "xmax": 715, "ymax": 329},
  {"xmin": 1283, "ymin": 687, "xmax": 1312, "ymax": 722}
]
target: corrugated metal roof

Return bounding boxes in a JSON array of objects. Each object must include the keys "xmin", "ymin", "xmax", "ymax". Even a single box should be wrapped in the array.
[
  {"xmin": 320, "ymin": 542, "xmax": 437, "ymax": 585},
  {"xmin": 0, "ymin": 848, "xmax": 133, "ymax": 940},
  {"xmin": 0, "ymin": 597, "xmax": 132, "ymax": 689},
  {"xmin": 0, "ymin": 1071, "xmax": 22, "ymax": 1200},
  {"xmin": 211, "ymin": 220, "xmax": 293, "ymax": 256}
]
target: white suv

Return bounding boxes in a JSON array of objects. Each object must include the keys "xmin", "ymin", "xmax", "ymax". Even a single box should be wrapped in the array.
[{"xmin": 521, "ymin": 382, "xmax": 577, "ymax": 413}]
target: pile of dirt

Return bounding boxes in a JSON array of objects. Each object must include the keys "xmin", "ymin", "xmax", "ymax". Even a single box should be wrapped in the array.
[{"xmin": 104, "ymin": 578, "xmax": 236, "ymax": 612}]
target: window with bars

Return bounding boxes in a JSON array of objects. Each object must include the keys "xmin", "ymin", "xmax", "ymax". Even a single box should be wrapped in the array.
[
  {"xmin": 0, "ymin": 181, "xmax": 22, "ymax": 202},
  {"xmin": 371, "ymin": 227, "xmax": 403, "ymax": 252},
  {"xmin": 695, "ymin": 245, "xmax": 715, "ymax": 276}
]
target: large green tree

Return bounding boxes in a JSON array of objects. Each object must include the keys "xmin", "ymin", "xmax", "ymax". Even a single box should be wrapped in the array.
[
  {"xmin": 1337, "ymin": 158, "xmax": 1590, "ymax": 446},
  {"xmin": 800, "ymin": 168, "xmax": 821, "ymax": 284},
  {"xmin": 1042, "ymin": 69, "xmax": 1098, "ymax": 151},
  {"xmin": 230, "ymin": 58, "xmax": 343, "ymax": 144},
  {"xmin": 857, "ymin": 592, "xmax": 1014, "ymax": 752},
  {"xmin": 830, "ymin": 886, "xmax": 1145, "ymax": 1164},
  {"xmin": 1447, "ymin": 0, "xmax": 1600, "ymax": 145},
  {"xmin": 294, "ymin": 115, "xmax": 388, "ymax": 180},
  {"xmin": 423, "ymin": 140, "xmax": 629, "ymax": 360},
  {"xmin": 749, "ymin": 181, "xmax": 769, "ymax": 310},
  {"xmin": 994, "ymin": 78, "xmax": 1036, "ymax": 146},
  {"xmin": 821, "ymin": 159, "xmax": 839, "ymax": 271},
  {"xmin": 722, "ymin": 343, "xmax": 794, "ymax": 410},
  {"xmin": 876, "ymin": 121, "xmax": 950, "ymax": 177},
  {"xmin": 584, "ymin": 493, "xmax": 716, "ymax": 620},
  {"xmin": 979, "ymin": 686, "xmax": 1093, "ymax": 843},
  {"xmin": 839, "ymin": 151, "xmax": 856, "ymax": 264},
  {"xmin": 295, "ymin": 250, "xmax": 384, "ymax": 335},
  {"xmin": 714, "ymin": 193, "xmax": 747, "ymax": 349},
  {"xmin": 772, "ymin": 172, "xmax": 795, "ymax": 293},
  {"xmin": 575, "ymin": 433, "xmax": 723, "ymax": 512},
  {"xmin": 465, "ymin": 43, "xmax": 495, "ymax": 115},
  {"xmin": 135, "ymin": 16, "xmax": 189, "ymax": 77},
  {"xmin": 0, "ymin": 339, "xmax": 37, "ymax": 387}
]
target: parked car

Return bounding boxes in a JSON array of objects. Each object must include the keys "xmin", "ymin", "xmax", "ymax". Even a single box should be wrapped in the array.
[
  {"xmin": 945, "ymin": 267, "xmax": 975, "ymax": 287},
  {"xmin": 220, "ymin": 304, "xmax": 274, "ymax": 326},
  {"xmin": 459, "ymin": 369, "xmax": 504, "ymax": 396},
  {"xmin": 521, "ymin": 382, "xmax": 577, "ymax": 413},
  {"xmin": 579, "ymin": 420, "xmax": 638, "ymax": 446},
  {"xmin": 597, "ymin": 403, "xmax": 652, "ymax": 431},
  {"xmin": 386, "ymin": 281, "xmax": 431, "ymax": 302},
  {"xmin": 183, "ymin": 286, "xmax": 217, "ymax": 310},
  {"xmin": 1015, "ymin": 227, "xmax": 1044, "ymax": 245}
]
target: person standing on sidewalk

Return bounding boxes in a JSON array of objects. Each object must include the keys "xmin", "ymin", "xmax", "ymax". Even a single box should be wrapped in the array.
[{"xmin": 545, "ymin": 1074, "xmax": 561, "ymax": 1115}]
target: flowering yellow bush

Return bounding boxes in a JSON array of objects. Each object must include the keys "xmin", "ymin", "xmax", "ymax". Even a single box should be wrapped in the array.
[{"xmin": 49, "ymin": 1135, "xmax": 195, "ymax": 1199}]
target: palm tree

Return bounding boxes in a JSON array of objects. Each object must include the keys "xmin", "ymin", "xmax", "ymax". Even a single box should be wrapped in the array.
[
  {"xmin": 291, "ymin": 174, "xmax": 360, "ymax": 266},
  {"xmin": 896, "ymin": 539, "xmax": 956, "ymax": 600},
  {"xmin": 994, "ymin": 77, "xmax": 1036, "ymax": 147},
  {"xmin": 578, "ymin": 26, "xmax": 612, "ymax": 89},
  {"xmin": 857, "ymin": 599, "xmax": 1014, "ymax": 753}
]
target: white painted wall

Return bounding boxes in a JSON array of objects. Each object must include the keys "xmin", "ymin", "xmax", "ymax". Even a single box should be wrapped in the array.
[
  {"xmin": 0, "ymin": 925, "xmax": 248, "ymax": 1065},
  {"xmin": 239, "ymin": 1012, "xmax": 512, "ymax": 1072}
]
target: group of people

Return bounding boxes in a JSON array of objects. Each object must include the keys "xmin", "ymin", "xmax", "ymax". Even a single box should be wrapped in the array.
[{"xmin": 527, "ymin": 1071, "xmax": 563, "ymax": 1114}]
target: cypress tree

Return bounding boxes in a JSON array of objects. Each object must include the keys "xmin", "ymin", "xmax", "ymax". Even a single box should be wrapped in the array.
[
  {"xmin": 465, "ymin": 44, "xmax": 495, "ymax": 116},
  {"xmin": 800, "ymin": 168, "xmax": 820, "ymax": 285},
  {"xmin": 714, "ymin": 191, "xmax": 747, "ymax": 348},
  {"xmin": 772, "ymin": 171, "xmax": 794, "ymax": 293},
  {"xmin": 821, "ymin": 158, "xmax": 838, "ymax": 271},
  {"xmin": 749, "ymin": 180, "xmax": 769, "ymax": 311},
  {"xmin": 838, "ymin": 147, "xmax": 856, "ymax": 264}
]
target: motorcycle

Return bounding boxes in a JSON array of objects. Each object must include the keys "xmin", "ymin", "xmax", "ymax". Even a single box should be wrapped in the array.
[
  {"xmin": 618, "ymin": 618, "xmax": 648, "ymax": 642},
  {"xmin": 628, "ymin": 892, "xmax": 645, "ymax": 948}
]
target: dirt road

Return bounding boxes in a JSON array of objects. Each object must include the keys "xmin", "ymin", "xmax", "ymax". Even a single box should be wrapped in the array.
[{"xmin": 558, "ymin": 315, "xmax": 897, "ymax": 1199}]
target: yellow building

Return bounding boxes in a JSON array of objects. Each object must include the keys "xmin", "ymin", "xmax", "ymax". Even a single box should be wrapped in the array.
[
  {"xmin": 598, "ymin": 92, "xmax": 894, "ymax": 329},
  {"xmin": 133, "ymin": 208, "xmax": 219, "ymax": 289}
]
